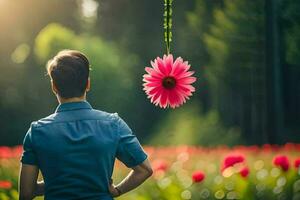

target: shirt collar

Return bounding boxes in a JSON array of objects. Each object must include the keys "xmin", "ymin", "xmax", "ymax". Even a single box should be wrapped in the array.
[{"xmin": 55, "ymin": 101, "xmax": 93, "ymax": 113}]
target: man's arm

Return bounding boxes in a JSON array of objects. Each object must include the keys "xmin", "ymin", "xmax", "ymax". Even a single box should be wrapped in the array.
[
  {"xmin": 19, "ymin": 163, "xmax": 45, "ymax": 200},
  {"xmin": 108, "ymin": 158, "xmax": 153, "ymax": 197}
]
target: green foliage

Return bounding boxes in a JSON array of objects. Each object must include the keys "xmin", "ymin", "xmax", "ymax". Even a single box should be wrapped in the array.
[
  {"xmin": 149, "ymin": 102, "xmax": 242, "ymax": 146},
  {"xmin": 285, "ymin": 24, "xmax": 300, "ymax": 65},
  {"xmin": 34, "ymin": 23, "xmax": 138, "ymax": 114},
  {"xmin": 34, "ymin": 23, "xmax": 76, "ymax": 62},
  {"xmin": 281, "ymin": 0, "xmax": 300, "ymax": 66}
]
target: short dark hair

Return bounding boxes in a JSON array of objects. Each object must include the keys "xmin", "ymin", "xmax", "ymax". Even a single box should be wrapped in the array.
[{"xmin": 46, "ymin": 50, "xmax": 90, "ymax": 98}]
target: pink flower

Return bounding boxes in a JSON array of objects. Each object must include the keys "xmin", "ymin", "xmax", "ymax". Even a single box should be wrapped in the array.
[
  {"xmin": 192, "ymin": 170, "xmax": 205, "ymax": 183},
  {"xmin": 273, "ymin": 155, "xmax": 290, "ymax": 171},
  {"xmin": 143, "ymin": 54, "xmax": 196, "ymax": 108},
  {"xmin": 0, "ymin": 180, "xmax": 12, "ymax": 189},
  {"xmin": 239, "ymin": 167, "xmax": 250, "ymax": 178},
  {"xmin": 153, "ymin": 159, "xmax": 168, "ymax": 172},
  {"xmin": 294, "ymin": 158, "xmax": 300, "ymax": 169},
  {"xmin": 222, "ymin": 154, "xmax": 245, "ymax": 171}
]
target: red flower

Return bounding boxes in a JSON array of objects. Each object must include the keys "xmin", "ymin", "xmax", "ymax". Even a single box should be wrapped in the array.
[
  {"xmin": 239, "ymin": 167, "xmax": 250, "ymax": 178},
  {"xmin": 192, "ymin": 170, "xmax": 205, "ymax": 183},
  {"xmin": 0, "ymin": 146, "xmax": 12, "ymax": 159},
  {"xmin": 273, "ymin": 155, "xmax": 290, "ymax": 171},
  {"xmin": 12, "ymin": 145, "xmax": 23, "ymax": 157},
  {"xmin": 222, "ymin": 154, "xmax": 245, "ymax": 171},
  {"xmin": 294, "ymin": 158, "xmax": 300, "ymax": 169},
  {"xmin": 0, "ymin": 180, "xmax": 12, "ymax": 189},
  {"xmin": 153, "ymin": 160, "xmax": 168, "ymax": 172}
]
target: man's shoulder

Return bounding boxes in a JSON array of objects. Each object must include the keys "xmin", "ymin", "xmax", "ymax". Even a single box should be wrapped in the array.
[
  {"xmin": 31, "ymin": 113, "xmax": 58, "ymax": 129},
  {"xmin": 32, "ymin": 109, "xmax": 120, "ymax": 128},
  {"xmin": 91, "ymin": 109, "xmax": 119, "ymax": 122}
]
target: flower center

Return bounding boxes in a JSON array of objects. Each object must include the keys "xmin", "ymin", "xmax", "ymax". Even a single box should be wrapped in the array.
[{"xmin": 162, "ymin": 76, "xmax": 176, "ymax": 89}]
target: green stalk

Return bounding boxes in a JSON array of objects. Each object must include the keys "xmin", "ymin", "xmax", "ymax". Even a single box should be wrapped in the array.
[{"xmin": 164, "ymin": 0, "xmax": 173, "ymax": 55}]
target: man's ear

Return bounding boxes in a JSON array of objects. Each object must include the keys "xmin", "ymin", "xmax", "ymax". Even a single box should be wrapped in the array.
[
  {"xmin": 86, "ymin": 77, "xmax": 91, "ymax": 92},
  {"xmin": 51, "ymin": 80, "xmax": 58, "ymax": 95}
]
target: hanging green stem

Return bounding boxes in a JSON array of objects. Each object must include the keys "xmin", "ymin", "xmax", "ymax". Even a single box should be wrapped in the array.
[{"xmin": 164, "ymin": 0, "xmax": 173, "ymax": 55}]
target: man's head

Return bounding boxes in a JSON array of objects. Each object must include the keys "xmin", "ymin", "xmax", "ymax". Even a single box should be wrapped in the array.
[{"xmin": 46, "ymin": 50, "xmax": 90, "ymax": 100}]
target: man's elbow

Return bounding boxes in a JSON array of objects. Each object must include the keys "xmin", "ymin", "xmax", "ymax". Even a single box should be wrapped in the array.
[
  {"xmin": 132, "ymin": 159, "xmax": 153, "ymax": 178},
  {"xmin": 145, "ymin": 167, "xmax": 153, "ymax": 177},
  {"xmin": 134, "ymin": 166, "xmax": 153, "ymax": 178}
]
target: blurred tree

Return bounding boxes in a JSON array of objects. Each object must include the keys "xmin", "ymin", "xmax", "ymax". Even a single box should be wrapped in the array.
[
  {"xmin": 265, "ymin": 0, "xmax": 284, "ymax": 143},
  {"xmin": 185, "ymin": 0, "xmax": 224, "ymax": 112},
  {"xmin": 280, "ymin": 0, "xmax": 300, "ymax": 139},
  {"xmin": 281, "ymin": 0, "xmax": 300, "ymax": 66},
  {"xmin": 192, "ymin": 0, "xmax": 300, "ymax": 144},
  {"xmin": 0, "ymin": 0, "xmax": 80, "ymax": 145},
  {"xmin": 203, "ymin": 0, "xmax": 267, "ymax": 144}
]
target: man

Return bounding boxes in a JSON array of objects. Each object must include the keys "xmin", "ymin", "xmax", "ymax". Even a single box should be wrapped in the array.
[{"xmin": 18, "ymin": 50, "xmax": 153, "ymax": 200}]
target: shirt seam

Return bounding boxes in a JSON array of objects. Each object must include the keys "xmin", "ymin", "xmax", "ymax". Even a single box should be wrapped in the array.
[
  {"xmin": 114, "ymin": 114, "xmax": 121, "ymax": 157},
  {"xmin": 34, "ymin": 118, "xmax": 115, "ymax": 129},
  {"xmin": 116, "ymin": 116, "xmax": 121, "ymax": 141},
  {"xmin": 29, "ymin": 122, "xmax": 39, "ymax": 166},
  {"xmin": 55, "ymin": 107, "xmax": 92, "ymax": 113}
]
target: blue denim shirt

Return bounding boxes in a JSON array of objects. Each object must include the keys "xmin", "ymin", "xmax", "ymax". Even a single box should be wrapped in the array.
[{"xmin": 20, "ymin": 101, "xmax": 148, "ymax": 200}]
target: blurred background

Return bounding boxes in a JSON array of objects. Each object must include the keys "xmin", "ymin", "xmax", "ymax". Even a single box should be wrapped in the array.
[{"xmin": 0, "ymin": 0, "xmax": 299, "ymax": 147}]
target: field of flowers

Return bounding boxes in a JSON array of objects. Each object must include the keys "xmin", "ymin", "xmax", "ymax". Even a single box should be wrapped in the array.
[{"xmin": 1, "ymin": 144, "xmax": 300, "ymax": 200}]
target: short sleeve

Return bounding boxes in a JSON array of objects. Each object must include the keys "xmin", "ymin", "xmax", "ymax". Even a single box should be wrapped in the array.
[
  {"xmin": 20, "ymin": 123, "xmax": 38, "ymax": 166},
  {"xmin": 115, "ymin": 115, "xmax": 148, "ymax": 168}
]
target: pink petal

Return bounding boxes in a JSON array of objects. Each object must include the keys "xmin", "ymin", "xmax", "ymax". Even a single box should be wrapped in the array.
[
  {"xmin": 182, "ymin": 62, "xmax": 190, "ymax": 72},
  {"xmin": 168, "ymin": 90, "xmax": 181, "ymax": 108},
  {"xmin": 145, "ymin": 67, "xmax": 153, "ymax": 74},
  {"xmin": 174, "ymin": 89, "xmax": 186, "ymax": 104},
  {"xmin": 173, "ymin": 62, "xmax": 191, "ymax": 77},
  {"xmin": 170, "ymin": 57, "xmax": 183, "ymax": 76},
  {"xmin": 146, "ymin": 67, "xmax": 164, "ymax": 78},
  {"xmin": 172, "ymin": 65, "xmax": 186, "ymax": 77},
  {"xmin": 177, "ymin": 77, "xmax": 197, "ymax": 85},
  {"xmin": 178, "ymin": 84, "xmax": 195, "ymax": 93},
  {"xmin": 156, "ymin": 57, "xmax": 167, "ymax": 75},
  {"xmin": 147, "ymin": 86, "xmax": 163, "ymax": 95},
  {"xmin": 165, "ymin": 54, "xmax": 173, "ymax": 75},
  {"xmin": 153, "ymin": 94, "xmax": 161, "ymax": 106},
  {"xmin": 177, "ymin": 71, "xmax": 195, "ymax": 79},
  {"xmin": 159, "ymin": 89, "xmax": 168, "ymax": 108},
  {"xmin": 175, "ymin": 86, "xmax": 192, "ymax": 98},
  {"xmin": 144, "ymin": 81, "xmax": 162, "ymax": 88},
  {"xmin": 151, "ymin": 60, "xmax": 163, "ymax": 75},
  {"xmin": 143, "ymin": 75, "xmax": 161, "ymax": 82},
  {"xmin": 151, "ymin": 90, "xmax": 162, "ymax": 103}
]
